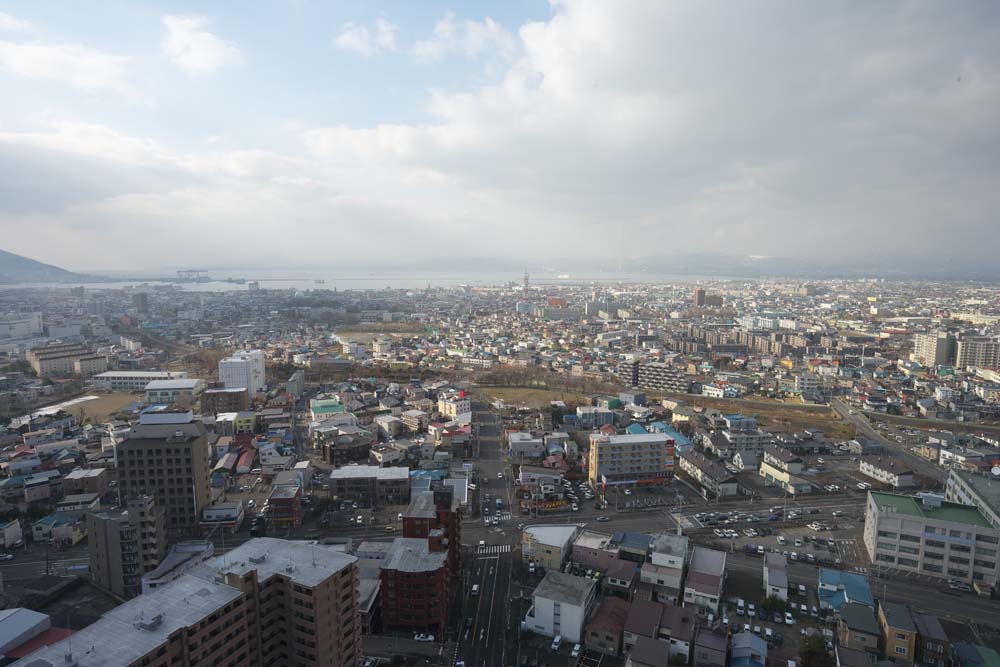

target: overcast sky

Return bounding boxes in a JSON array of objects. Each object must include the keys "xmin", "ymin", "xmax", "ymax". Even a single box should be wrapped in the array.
[{"xmin": 0, "ymin": 1, "xmax": 998, "ymax": 273}]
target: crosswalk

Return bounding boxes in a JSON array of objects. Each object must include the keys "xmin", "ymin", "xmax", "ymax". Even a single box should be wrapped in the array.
[
  {"xmin": 495, "ymin": 511, "xmax": 512, "ymax": 522},
  {"xmin": 476, "ymin": 544, "xmax": 513, "ymax": 556}
]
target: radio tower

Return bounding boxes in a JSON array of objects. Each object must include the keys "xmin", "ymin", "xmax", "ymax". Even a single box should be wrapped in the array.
[{"xmin": 523, "ymin": 269, "xmax": 530, "ymax": 291}]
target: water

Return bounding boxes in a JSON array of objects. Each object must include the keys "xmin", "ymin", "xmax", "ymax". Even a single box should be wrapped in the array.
[{"xmin": 0, "ymin": 270, "xmax": 745, "ymax": 293}]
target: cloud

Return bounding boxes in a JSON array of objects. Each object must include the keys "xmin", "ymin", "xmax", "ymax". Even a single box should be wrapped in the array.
[
  {"xmin": 413, "ymin": 12, "xmax": 515, "ymax": 63},
  {"xmin": 3, "ymin": 2, "xmax": 1000, "ymax": 272},
  {"xmin": 0, "ymin": 12, "xmax": 33, "ymax": 34},
  {"xmin": 0, "ymin": 40, "xmax": 137, "ymax": 96},
  {"xmin": 161, "ymin": 15, "xmax": 243, "ymax": 74},
  {"xmin": 333, "ymin": 18, "xmax": 398, "ymax": 57}
]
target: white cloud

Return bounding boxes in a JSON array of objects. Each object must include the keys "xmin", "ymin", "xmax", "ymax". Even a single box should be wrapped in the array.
[
  {"xmin": 413, "ymin": 12, "xmax": 515, "ymax": 63},
  {"xmin": 0, "ymin": 40, "xmax": 137, "ymax": 96},
  {"xmin": 161, "ymin": 15, "xmax": 243, "ymax": 74},
  {"xmin": 0, "ymin": 12, "xmax": 33, "ymax": 34},
  {"xmin": 333, "ymin": 18, "xmax": 398, "ymax": 57}
]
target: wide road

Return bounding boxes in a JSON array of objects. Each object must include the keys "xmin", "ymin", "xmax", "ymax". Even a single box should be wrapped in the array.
[
  {"xmin": 830, "ymin": 398, "xmax": 945, "ymax": 482},
  {"xmin": 456, "ymin": 552, "xmax": 516, "ymax": 667},
  {"xmin": 0, "ymin": 542, "xmax": 90, "ymax": 583}
]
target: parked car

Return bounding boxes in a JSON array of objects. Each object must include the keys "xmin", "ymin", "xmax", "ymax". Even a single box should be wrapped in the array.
[
  {"xmin": 784, "ymin": 612, "xmax": 795, "ymax": 626},
  {"xmin": 571, "ymin": 644, "xmax": 582, "ymax": 658},
  {"xmin": 414, "ymin": 633, "xmax": 435, "ymax": 642},
  {"xmin": 551, "ymin": 636, "xmax": 563, "ymax": 650}
]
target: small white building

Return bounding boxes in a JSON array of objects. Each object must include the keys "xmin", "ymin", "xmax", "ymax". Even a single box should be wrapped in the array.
[
  {"xmin": 763, "ymin": 552, "xmax": 788, "ymax": 601},
  {"xmin": 523, "ymin": 571, "xmax": 596, "ymax": 643}
]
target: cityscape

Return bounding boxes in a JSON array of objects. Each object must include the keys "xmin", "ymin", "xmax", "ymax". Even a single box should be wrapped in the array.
[{"xmin": 1, "ymin": 3, "xmax": 1000, "ymax": 667}]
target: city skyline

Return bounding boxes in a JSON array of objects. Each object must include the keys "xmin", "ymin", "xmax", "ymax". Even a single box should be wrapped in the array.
[{"xmin": 1, "ymin": 2, "xmax": 998, "ymax": 273}]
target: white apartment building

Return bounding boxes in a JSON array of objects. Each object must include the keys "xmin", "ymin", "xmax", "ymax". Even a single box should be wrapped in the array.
[
  {"xmin": 859, "ymin": 459, "xmax": 914, "ymax": 489},
  {"xmin": 863, "ymin": 491, "xmax": 1000, "ymax": 586},
  {"xmin": 219, "ymin": 350, "xmax": 266, "ymax": 397},
  {"xmin": 523, "ymin": 571, "xmax": 596, "ymax": 643}
]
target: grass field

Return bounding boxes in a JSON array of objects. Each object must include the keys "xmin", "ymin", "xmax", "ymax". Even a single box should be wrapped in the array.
[
  {"xmin": 676, "ymin": 395, "xmax": 856, "ymax": 440},
  {"xmin": 474, "ymin": 387, "xmax": 590, "ymax": 409},
  {"xmin": 71, "ymin": 393, "xmax": 142, "ymax": 423}
]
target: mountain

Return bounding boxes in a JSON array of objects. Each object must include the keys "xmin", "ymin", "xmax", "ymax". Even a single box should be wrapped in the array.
[{"xmin": 0, "ymin": 249, "xmax": 83, "ymax": 284}]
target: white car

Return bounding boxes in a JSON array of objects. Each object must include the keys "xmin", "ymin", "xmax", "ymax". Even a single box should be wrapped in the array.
[
  {"xmin": 785, "ymin": 612, "xmax": 795, "ymax": 626},
  {"xmin": 714, "ymin": 529, "xmax": 724, "ymax": 537},
  {"xmin": 623, "ymin": 489, "xmax": 632, "ymax": 495},
  {"xmin": 571, "ymin": 644, "xmax": 582, "ymax": 658},
  {"xmin": 414, "ymin": 633, "xmax": 435, "ymax": 642},
  {"xmin": 0, "ymin": 554, "xmax": 12, "ymax": 561},
  {"xmin": 497, "ymin": 472, "xmax": 504, "ymax": 479},
  {"xmin": 571, "ymin": 503, "xmax": 579, "ymax": 511},
  {"xmin": 479, "ymin": 540, "xmax": 486, "ymax": 547}
]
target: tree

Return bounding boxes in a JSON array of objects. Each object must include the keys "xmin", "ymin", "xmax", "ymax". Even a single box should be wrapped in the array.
[{"xmin": 801, "ymin": 635, "xmax": 834, "ymax": 667}]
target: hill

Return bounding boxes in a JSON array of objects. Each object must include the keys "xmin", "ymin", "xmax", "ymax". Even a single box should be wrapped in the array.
[{"xmin": 0, "ymin": 249, "xmax": 82, "ymax": 284}]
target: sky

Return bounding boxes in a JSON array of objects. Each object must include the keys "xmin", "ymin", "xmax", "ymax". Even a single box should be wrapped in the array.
[{"xmin": 0, "ymin": 1, "xmax": 998, "ymax": 274}]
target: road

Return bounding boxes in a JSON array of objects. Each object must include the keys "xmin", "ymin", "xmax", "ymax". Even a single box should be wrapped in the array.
[{"xmin": 830, "ymin": 398, "xmax": 945, "ymax": 482}]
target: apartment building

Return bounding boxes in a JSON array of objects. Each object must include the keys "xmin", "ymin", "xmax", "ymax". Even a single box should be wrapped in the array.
[
  {"xmin": 93, "ymin": 371, "xmax": 189, "ymax": 392},
  {"xmin": 10, "ymin": 537, "xmax": 362, "ymax": 667},
  {"xmin": 200, "ymin": 382, "xmax": 250, "ymax": 415},
  {"xmin": 522, "ymin": 524, "xmax": 580, "ymax": 571},
  {"xmin": 87, "ymin": 495, "xmax": 166, "ymax": 599},
  {"xmin": 912, "ymin": 331, "xmax": 955, "ymax": 367},
  {"xmin": 640, "ymin": 533, "xmax": 688, "ymax": 604},
  {"xmin": 863, "ymin": 491, "xmax": 1000, "ymax": 586},
  {"xmin": 759, "ymin": 445, "xmax": 812, "ymax": 495},
  {"xmin": 859, "ymin": 459, "xmax": 915, "ymax": 489},
  {"xmin": 945, "ymin": 468, "xmax": 1000, "ymax": 529},
  {"xmin": 588, "ymin": 433, "xmax": 674, "ymax": 491},
  {"xmin": 636, "ymin": 362, "xmax": 689, "ymax": 392},
  {"xmin": 26, "ymin": 343, "xmax": 94, "ymax": 376},
  {"xmin": 678, "ymin": 451, "xmax": 738, "ymax": 498},
  {"xmin": 955, "ymin": 335, "xmax": 1000, "ymax": 369},
  {"xmin": 437, "ymin": 394, "xmax": 470, "ymax": 418},
  {"xmin": 116, "ymin": 408, "xmax": 211, "ymax": 536},
  {"xmin": 523, "ymin": 571, "xmax": 597, "ymax": 643},
  {"xmin": 219, "ymin": 350, "xmax": 266, "ymax": 397},
  {"xmin": 328, "ymin": 465, "xmax": 411, "ymax": 507}
]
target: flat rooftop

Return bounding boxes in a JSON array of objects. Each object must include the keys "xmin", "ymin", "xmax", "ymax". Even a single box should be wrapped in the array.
[
  {"xmin": 195, "ymin": 537, "xmax": 356, "ymax": 588},
  {"xmin": 952, "ymin": 469, "xmax": 1000, "ymax": 513},
  {"xmin": 329, "ymin": 465, "xmax": 410, "ymax": 480},
  {"xmin": 533, "ymin": 571, "xmax": 595, "ymax": 607},
  {"xmin": 870, "ymin": 491, "xmax": 994, "ymax": 529},
  {"xmin": 10, "ymin": 573, "xmax": 242, "ymax": 667},
  {"xmin": 381, "ymin": 537, "xmax": 447, "ymax": 573}
]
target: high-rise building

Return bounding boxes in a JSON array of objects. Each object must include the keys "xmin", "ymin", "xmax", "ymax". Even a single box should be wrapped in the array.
[
  {"xmin": 911, "ymin": 331, "xmax": 955, "ymax": 367},
  {"xmin": 955, "ymin": 335, "xmax": 1000, "ymax": 369},
  {"xmin": 10, "ymin": 538, "xmax": 362, "ymax": 667},
  {"xmin": 132, "ymin": 292, "xmax": 149, "ymax": 314},
  {"xmin": 219, "ymin": 349, "xmax": 266, "ymax": 398},
  {"xmin": 87, "ymin": 495, "xmax": 166, "ymax": 599},
  {"xmin": 116, "ymin": 408, "xmax": 211, "ymax": 537},
  {"xmin": 693, "ymin": 288, "xmax": 706, "ymax": 306},
  {"xmin": 380, "ymin": 487, "xmax": 461, "ymax": 633},
  {"xmin": 200, "ymin": 381, "xmax": 250, "ymax": 415}
]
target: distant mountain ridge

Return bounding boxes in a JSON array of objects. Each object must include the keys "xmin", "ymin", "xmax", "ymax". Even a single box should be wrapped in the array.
[{"xmin": 0, "ymin": 249, "xmax": 82, "ymax": 284}]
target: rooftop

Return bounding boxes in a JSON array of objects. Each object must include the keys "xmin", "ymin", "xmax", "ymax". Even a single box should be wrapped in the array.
[
  {"xmin": 533, "ymin": 571, "xmax": 596, "ymax": 607},
  {"xmin": 196, "ymin": 537, "xmax": 356, "ymax": 588},
  {"xmin": 328, "ymin": 465, "xmax": 410, "ymax": 480},
  {"xmin": 951, "ymin": 469, "xmax": 1000, "ymax": 514},
  {"xmin": 144, "ymin": 379, "xmax": 203, "ymax": 390},
  {"xmin": 690, "ymin": 546, "xmax": 726, "ymax": 576},
  {"xmin": 880, "ymin": 601, "xmax": 915, "ymax": 632},
  {"xmin": 840, "ymin": 602, "xmax": 879, "ymax": 635},
  {"xmin": 870, "ymin": 491, "xmax": 994, "ymax": 528},
  {"xmin": 523, "ymin": 524, "xmax": 579, "ymax": 548},
  {"xmin": 9, "ymin": 573, "xmax": 242, "ymax": 667},
  {"xmin": 381, "ymin": 537, "xmax": 447, "ymax": 573}
]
